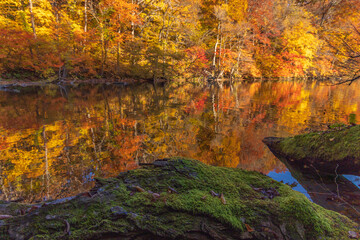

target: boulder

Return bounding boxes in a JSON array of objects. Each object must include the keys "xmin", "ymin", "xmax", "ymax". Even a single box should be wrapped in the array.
[
  {"xmin": 0, "ymin": 158, "xmax": 357, "ymax": 239},
  {"xmin": 263, "ymin": 125, "xmax": 360, "ymax": 175}
]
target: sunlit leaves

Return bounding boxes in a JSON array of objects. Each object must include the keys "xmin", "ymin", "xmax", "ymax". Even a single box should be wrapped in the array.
[
  {"xmin": 0, "ymin": 0, "xmax": 358, "ymax": 79},
  {"xmin": 227, "ymin": 0, "xmax": 247, "ymax": 23}
]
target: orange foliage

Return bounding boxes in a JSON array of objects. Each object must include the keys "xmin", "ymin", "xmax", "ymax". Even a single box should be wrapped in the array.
[{"xmin": 1, "ymin": 0, "xmax": 357, "ymax": 80}]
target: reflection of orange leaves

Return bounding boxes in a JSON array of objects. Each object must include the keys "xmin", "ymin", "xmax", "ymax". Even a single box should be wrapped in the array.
[
  {"xmin": 49, "ymin": 97, "xmax": 67, "ymax": 107},
  {"xmin": 112, "ymin": 134, "xmax": 143, "ymax": 160},
  {"xmin": 101, "ymin": 116, "xmax": 144, "ymax": 176},
  {"xmin": 214, "ymin": 90, "xmax": 236, "ymax": 111},
  {"xmin": 272, "ymin": 82, "xmax": 302, "ymax": 108},
  {"xmin": 82, "ymin": 121, "xmax": 97, "ymax": 130},
  {"xmin": 113, "ymin": 115, "xmax": 138, "ymax": 129},
  {"xmin": 184, "ymin": 92, "xmax": 208, "ymax": 114},
  {"xmin": 100, "ymin": 158, "xmax": 138, "ymax": 177},
  {"xmin": 0, "ymin": 112, "xmax": 39, "ymax": 130},
  {"xmin": 251, "ymin": 112, "xmax": 266, "ymax": 123},
  {"xmin": 0, "ymin": 136, "xmax": 9, "ymax": 150},
  {"xmin": 115, "ymin": 118, "xmax": 136, "ymax": 127}
]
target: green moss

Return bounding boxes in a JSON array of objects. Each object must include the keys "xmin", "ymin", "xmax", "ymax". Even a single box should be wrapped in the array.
[
  {"xmin": 277, "ymin": 189, "xmax": 332, "ymax": 236},
  {"xmin": 3, "ymin": 158, "xmax": 358, "ymax": 239},
  {"xmin": 0, "ymin": 202, "xmax": 31, "ymax": 216},
  {"xmin": 278, "ymin": 125, "xmax": 360, "ymax": 162}
]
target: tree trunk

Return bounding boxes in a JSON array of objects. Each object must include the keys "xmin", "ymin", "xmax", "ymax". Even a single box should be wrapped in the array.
[
  {"xmin": 29, "ymin": 0, "xmax": 36, "ymax": 38},
  {"xmin": 131, "ymin": 0, "xmax": 135, "ymax": 39},
  {"xmin": 100, "ymin": 27, "xmax": 105, "ymax": 76},
  {"xmin": 212, "ymin": 24, "xmax": 220, "ymax": 75},
  {"xmin": 42, "ymin": 126, "xmax": 49, "ymax": 201},
  {"xmin": 84, "ymin": 0, "xmax": 88, "ymax": 32},
  {"xmin": 117, "ymin": 42, "xmax": 120, "ymax": 75}
]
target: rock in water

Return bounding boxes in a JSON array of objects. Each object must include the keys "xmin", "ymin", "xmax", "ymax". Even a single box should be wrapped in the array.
[{"xmin": 263, "ymin": 125, "xmax": 360, "ymax": 175}]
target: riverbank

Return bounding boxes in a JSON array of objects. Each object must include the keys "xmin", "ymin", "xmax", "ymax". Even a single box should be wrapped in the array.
[
  {"xmin": 0, "ymin": 78, "xmax": 149, "ymax": 88},
  {"xmin": 0, "ymin": 158, "xmax": 358, "ymax": 239},
  {"xmin": 0, "ymin": 75, "xmax": 343, "ymax": 90}
]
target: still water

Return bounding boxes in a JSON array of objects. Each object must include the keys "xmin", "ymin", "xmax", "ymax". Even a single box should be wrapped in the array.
[{"xmin": 0, "ymin": 81, "xmax": 360, "ymax": 221}]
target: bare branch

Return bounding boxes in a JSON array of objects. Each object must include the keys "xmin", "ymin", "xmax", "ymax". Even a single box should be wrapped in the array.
[{"xmin": 331, "ymin": 75, "xmax": 360, "ymax": 86}]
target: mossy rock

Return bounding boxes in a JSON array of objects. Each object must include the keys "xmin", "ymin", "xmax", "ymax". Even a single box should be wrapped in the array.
[
  {"xmin": 263, "ymin": 125, "xmax": 360, "ymax": 175},
  {"xmin": 0, "ymin": 158, "xmax": 358, "ymax": 239}
]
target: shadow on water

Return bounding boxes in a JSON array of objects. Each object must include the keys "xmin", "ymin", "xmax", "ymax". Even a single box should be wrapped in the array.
[{"xmin": 268, "ymin": 149, "xmax": 360, "ymax": 223}]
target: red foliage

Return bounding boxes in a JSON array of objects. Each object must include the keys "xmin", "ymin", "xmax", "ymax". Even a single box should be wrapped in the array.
[
  {"xmin": 184, "ymin": 46, "xmax": 209, "ymax": 74},
  {"xmin": 184, "ymin": 92, "xmax": 208, "ymax": 114}
]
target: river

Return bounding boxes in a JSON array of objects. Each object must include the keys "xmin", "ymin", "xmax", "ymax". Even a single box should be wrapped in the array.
[{"xmin": 0, "ymin": 80, "xmax": 359, "ymax": 221}]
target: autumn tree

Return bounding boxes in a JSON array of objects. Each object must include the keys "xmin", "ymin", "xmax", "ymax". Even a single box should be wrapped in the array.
[{"xmin": 0, "ymin": 0, "xmax": 359, "ymax": 81}]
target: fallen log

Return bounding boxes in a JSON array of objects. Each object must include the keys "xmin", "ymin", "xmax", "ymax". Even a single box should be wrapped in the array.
[
  {"xmin": 263, "ymin": 125, "xmax": 360, "ymax": 175},
  {"xmin": 0, "ymin": 158, "xmax": 358, "ymax": 239}
]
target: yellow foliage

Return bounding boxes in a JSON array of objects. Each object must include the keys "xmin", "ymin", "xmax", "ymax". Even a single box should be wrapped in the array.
[
  {"xmin": 227, "ymin": 0, "xmax": 248, "ymax": 22},
  {"xmin": 282, "ymin": 10, "xmax": 320, "ymax": 73}
]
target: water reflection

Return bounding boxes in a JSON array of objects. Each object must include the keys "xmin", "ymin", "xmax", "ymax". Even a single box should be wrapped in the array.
[
  {"xmin": 267, "ymin": 170, "xmax": 312, "ymax": 200},
  {"xmin": 0, "ymin": 81, "xmax": 359, "ymax": 208},
  {"xmin": 272, "ymin": 154, "xmax": 360, "ymax": 223}
]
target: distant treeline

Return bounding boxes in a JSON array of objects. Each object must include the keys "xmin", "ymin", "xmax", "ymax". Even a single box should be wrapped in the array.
[{"xmin": 0, "ymin": 0, "xmax": 359, "ymax": 82}]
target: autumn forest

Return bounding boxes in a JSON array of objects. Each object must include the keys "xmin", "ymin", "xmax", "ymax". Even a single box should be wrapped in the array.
[
  {"xmin": 2, "ymin": 0, "xmax": 360, "ymax": 238},
  {"xmin": 1, "ymin": 0, "xmax": 360, "ymax": 82}
]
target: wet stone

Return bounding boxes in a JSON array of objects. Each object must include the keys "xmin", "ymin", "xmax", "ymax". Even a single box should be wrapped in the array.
[
  {"xmin": 110, "ymin": 206, "xmax": 128, "ymax": 217},
  {"xmin": 45, "ymin": 215, "xmax": 57, "ymax": 220},
  {"xmin": 152, "ymin": 159, "xmax": 170, "ymax": 167}
]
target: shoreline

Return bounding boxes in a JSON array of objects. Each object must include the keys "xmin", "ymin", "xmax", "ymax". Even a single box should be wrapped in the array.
[{"xmin": 0, "ymin": 76, "xmax": 345, "ymax": 90}]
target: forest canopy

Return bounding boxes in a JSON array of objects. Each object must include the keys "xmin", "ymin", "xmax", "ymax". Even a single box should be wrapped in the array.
[{"xmin": 0, "ymin": 0, "xmax": 359, "ymax": 82}]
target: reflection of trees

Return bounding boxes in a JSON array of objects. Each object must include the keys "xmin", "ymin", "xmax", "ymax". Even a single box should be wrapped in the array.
[{"xmin": 1, "ymin": 81, "xmax": 360, "ymax": 201}]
